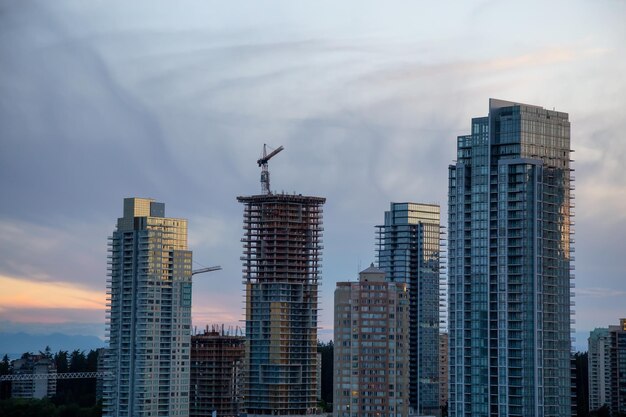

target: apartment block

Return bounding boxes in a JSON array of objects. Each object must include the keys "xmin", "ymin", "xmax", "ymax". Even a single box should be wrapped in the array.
[
  {"xmin": 376, "ymin": 202, "xmax": 441, "ymax": 416},
  {"xmin": 104, "ymin": 197, "xmax": 192, "ymax": 417},
  {"xmin": 11, "ymin": 354, "xmax": 56, "ymax": 399},
  {"xmin": 448, "ymin": 99, "xmax": 573, "ymax": 417},
  {"xmin": 334, "ymin": 264, "xmax": 410, "ymax": 417}
]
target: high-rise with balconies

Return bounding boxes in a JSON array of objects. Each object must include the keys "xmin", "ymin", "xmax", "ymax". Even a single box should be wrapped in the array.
[
  {"xmin": 448, "ymin": 99, "xmax": 574, "ymax": 417},
  {"xmin": 334, "ymin": 264, "xmax": 410, "ymax": 417},
  {"xmin": 375, "ymin": 202, "xmax": 442, "ymax": 416},
  {"xmin": 588, "ymin": 328, "xmax": 611, "ymax": 412},
  {"xmin": 588, "ymin": 319, "xmax": 626, "ymax": 415},
  {"xmin": 104, "ymin": 198, "xmax": 192, "ymax": 417},
  {"xmin": 238, "ymin": 193, "xmax": 325, "ymax": 416}
]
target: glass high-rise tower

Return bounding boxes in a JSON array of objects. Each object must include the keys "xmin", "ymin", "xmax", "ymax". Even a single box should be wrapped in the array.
[
  {"xmin": 376, "ymin": 202, "xmax": 441, "ymax": 416},
  {"xmin": 104, "ymin": 198, "xmax": 193, "ymax": 417},
  {"xmin": 448, "ymin": 99, "xmax": 573, "ymax": 417}
]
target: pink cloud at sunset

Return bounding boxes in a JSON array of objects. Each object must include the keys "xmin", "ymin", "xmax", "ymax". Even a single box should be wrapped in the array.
[{"xmin": 0, "ymin": 275, "xmax": 105, "ymax": 323}]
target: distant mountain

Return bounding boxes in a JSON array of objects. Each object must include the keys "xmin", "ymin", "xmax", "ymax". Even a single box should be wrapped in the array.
[{"xmin": 0, "ymin": 332, "xmax": 105, "ymax": 358}]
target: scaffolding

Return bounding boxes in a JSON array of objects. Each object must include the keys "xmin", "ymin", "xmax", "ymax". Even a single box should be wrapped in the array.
[
  {"xmin": 190, "ymin": 327, "xmax": 245, "ymax": 417},
  {"xmin": 237, "ymin": 193, "xmax": 325, "ymax": 416}
]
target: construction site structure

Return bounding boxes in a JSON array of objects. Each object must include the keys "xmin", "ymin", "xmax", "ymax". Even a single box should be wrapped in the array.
[
  {"xmin": 0, "ymin": 371, "xmax": 110, "ymax": 382},
  {"xmin": 257, "ymin": 144, "xmax": 284, "ymax": 195},
  {"xmin": 237, "ymin": 192, "xmax": 325, "ymax": 416},
  {"xmin": 190, "ymin": 326, "xmax": 245, "ymax": 417}
]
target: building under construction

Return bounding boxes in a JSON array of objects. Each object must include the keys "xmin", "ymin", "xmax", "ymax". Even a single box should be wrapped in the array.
[
  {"xmin": 237, "ymin": 192, "xmax": 325, "ymax": 416},
  {"xmin": 190, "ymin": 327, "xmax": 245, "ymax": 417}
]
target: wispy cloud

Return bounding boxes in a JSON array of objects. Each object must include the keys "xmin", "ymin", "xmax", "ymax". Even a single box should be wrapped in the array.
[
  {"xmin": 0, "ymin": 219, "xmax": 107, "ymax": 290},
  {"xmin": 576, "ymin": 287, "xmax": 626, "ymax": 298},
  {"xmin": 0, "ymin": 275, "xmax": 105, "ymax": 312},
  {"xmin": 0, "ymin": 0, "xmax": 625, "ymax": 337}
]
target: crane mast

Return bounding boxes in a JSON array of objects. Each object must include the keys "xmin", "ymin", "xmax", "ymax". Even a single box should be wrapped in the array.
[{"xmin": 257, "ymin": 144, "xmax": 284, "ymax": 194}]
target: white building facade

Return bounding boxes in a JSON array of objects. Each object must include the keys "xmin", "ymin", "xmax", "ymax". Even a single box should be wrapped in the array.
[{"xmin": 104, "ymin": 198, "xmax": 192, "ymax": 417}]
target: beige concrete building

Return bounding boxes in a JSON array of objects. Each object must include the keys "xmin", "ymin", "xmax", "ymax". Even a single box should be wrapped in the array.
[{"xmin": 334, "ymin": 264, "xmax": 409, "ymax": 417}]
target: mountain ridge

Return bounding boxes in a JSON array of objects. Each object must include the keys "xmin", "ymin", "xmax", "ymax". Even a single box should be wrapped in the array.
[{"xmin": 0, "ymin": 332, "xmax": 105, "ymax": 359}]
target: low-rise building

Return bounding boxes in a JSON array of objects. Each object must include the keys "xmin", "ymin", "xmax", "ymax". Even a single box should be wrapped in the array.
[{"xmin": 11, "ymin": 354, "xmax": 56, "ymax": 399}]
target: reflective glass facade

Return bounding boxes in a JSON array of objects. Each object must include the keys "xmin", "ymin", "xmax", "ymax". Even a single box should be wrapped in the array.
[
  {"xmin": 448, "ymin": 99, "xmax": 573, "ymax": 417},
  {"xmin": 375, "ymin": 203, "xmax": 441, "ymax": 416},
  {"xmin": 104, "ymin": 198, "xmax": 192, "ymax": 417}
]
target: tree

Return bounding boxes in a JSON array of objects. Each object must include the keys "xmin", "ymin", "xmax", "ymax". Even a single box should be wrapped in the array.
[
  {"xmin": 54, "ymin": 350, "xmax": 97, "ymax": 407},
  {"xmin": 69, "ymin": 350, "xmax": 86, "ymax": 373},
  {"xmin": 86, "ymin": 350, "xmax": 98, "ymax": 372},
  {"xmin": 40, "ymin": 346, "xmax": 53, "ymax": 360},
  {"xmin": 590, "ymin": 404, "xmax": 610, "ymax": 417},
  {"xmin": 573, "ymin": 351, "xmax": 589, "ymax": 417},
  {"xmin": 54, "ymin": 351, "xmax": 69, "ymax": 373},
  {"xmin": 317, "ymin": 340, "xmax": 334, "ymax": 405},
  {"xmin": 0, "ymin": 398, "xmax": 101, "ymax": 417},
  {"xmin": 0, "ymin": 355, "xmax": 9, "ymax": 375},
  {"xmin": 0, "ymin": 354, "xmax": 10, "ymax": 400}
]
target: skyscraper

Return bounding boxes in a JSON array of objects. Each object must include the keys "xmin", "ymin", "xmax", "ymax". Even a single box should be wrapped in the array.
[
  {"xmin": 104, "ymin": 198, "xmax": 192, "ymax": 417},
  {"xmin": 334, "ymin": 264, "xmax": 410, "ymax": 417},
  {"xmin": 589, "ymin": 319, "xmax": 626, "ymax": 415},
  {"xmin": 608, "ymin": 319, "xmax": 626, "ymax": 415},
  {"xmin": 448, "ymin": 99, "xmax": 573, "ymax": 417},
  {"xmin": 238, "ymin": 193, "xmax": 325, "ymax": 415},
  {"xmin": 375, "ymin": 202, "xmax": 441, "ymax": 416},
  {"xmin": 588, "ymin": 328, "xmax": 610, "ymax": 412}
]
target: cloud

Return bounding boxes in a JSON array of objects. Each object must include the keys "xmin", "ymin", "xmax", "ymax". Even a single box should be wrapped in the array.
[
  {"xmin": 0, "ymin": 219, "xmax": 107, "ymax": 290},
  {"xmin": 576, "ymin": 287, "xmax": 626, "ymax": 298},
  {"xmin": 188, "ymin": 215, "xmax": 238, "ymax": 252},
  {"xmin": 0, "ymin": 0, "xmax": 625, "ymax": 337},
  {"xmin": 0, "ymin": 275, "xmax": 105, "ymax": 312}
]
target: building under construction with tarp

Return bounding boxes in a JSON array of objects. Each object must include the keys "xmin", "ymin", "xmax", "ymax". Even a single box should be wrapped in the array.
[
  {"xmin": 237, "ymin": 193, "xmax": 325, "ymax": 416},
  {"xmin": 190, "ymin": 327, "xmax": 245, "ymax": 417}
]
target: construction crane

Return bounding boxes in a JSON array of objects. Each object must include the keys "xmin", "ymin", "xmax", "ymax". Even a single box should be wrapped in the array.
[
  {"xmin": 0, "ymin": 371, "xmax": 111, "ymax": 382},
  {"xmin": 192, "ymin": 265, "xmax": 222, "ymax": 275},
  {"xmin": 257, "ymin": 144, "xmax": 284, "ymax": 194}
]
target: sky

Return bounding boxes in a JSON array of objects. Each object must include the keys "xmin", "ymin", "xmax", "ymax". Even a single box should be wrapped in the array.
[{"xmin": 0, "ymin": 0, "xmax": 625, "ymax": 351}]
